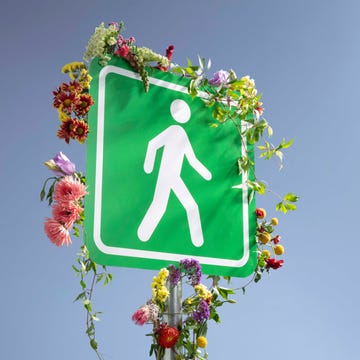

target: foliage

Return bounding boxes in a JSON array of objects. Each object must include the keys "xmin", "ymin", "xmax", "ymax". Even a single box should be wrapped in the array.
[{"xmin": 41, "ymin": 20, "xmax": 298, "ymax": 359}]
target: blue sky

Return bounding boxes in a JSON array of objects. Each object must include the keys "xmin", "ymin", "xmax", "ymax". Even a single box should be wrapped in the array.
[{"xmin": 1, "ymin": 0, "xmax": 359, "ymax": 359}]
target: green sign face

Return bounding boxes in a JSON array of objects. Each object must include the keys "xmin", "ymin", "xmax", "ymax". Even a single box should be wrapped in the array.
[{"xmin": 85, "ymin": 57, "xmax": 257, "ymax": 277}]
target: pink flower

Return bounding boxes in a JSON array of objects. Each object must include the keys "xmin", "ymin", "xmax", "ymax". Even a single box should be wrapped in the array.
[
  {"xmin": 44, "ymin": 218, "xmax": 72, "ymax": 246},
  {"xmin": 132, "ymin": 306, "xmax": 151, "ymax": 325},
  {"xmin": 53, "ymin": 176, "xmax": 87, "ymax": 205},
  {"xmin": 116, "ymin": 44, "xmax": 129, "ymax": 57},
  {"xmin": 52, "ymin": 202, "xmax": 83, "ymax": 228}
]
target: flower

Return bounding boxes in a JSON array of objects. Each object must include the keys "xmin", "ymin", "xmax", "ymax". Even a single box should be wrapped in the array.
[
  {"xmin": 168, "ymin": 264, "xmax": 181, "ymax": 286},
  {"xmin": 44, "ymin": 218, "xmax": 72, "ymax": 246},
  {"xmin": 208, "ymin": 70, "xmax": 229, "ymax": 86},
  {"xmin": 45, "ymin": 151, "xmax": 76, "ymax": 176},
  {"xmin": 74, "ymin": 93, "xmax": 94, "ymax": 116},
  {"xmin": 261, "ymin": 249, "xmax": 271, "ymax": 259},
  {"xmin": 256, "ymin": 207, "xmax": 266, "ymax": 219},
  {"xmin": 52, "ymin": 202, "xmax": 83, "ymax": 228},
  {"xmin": 274, "ymin": 244, "xmax": 285, "ymax": 255},
  {"xmin": 194, "ymin": 284, "xmax": 212, "ymax": 302},
  {"xmin": 157, "ymin": 326, "xmax": 180, "ymax": 348},
  {"xmin": 151, "ymin": 268, "xmax": 170, "ymax": 303},
  {"xmin": 57, "ymin": 118, "xmax": 77, "ymax": 143},
  {"xmin": 180, "ymin": 258, "xmax": 202, "ymax": 286},
  {"xmin": 53, "ymin": 176, "xmax": 87, "ymax": 205},
  {"xmin": 258, "ymin": 232, "xmax": 271, "ymax": 244},
  {"xmin": 265, "ymin": 258, "xmax": 284, "ymax": 270},
  {"xmin": 132, "ymin": 306, "xmax": 150, "ymax": 326},
  {"xmin": 271, "ymin": 217, "xmax": 279, "ymax": 226},
  {"xmin": 57, "ymin": 118, "xmax": 89, "ymax": 144},
  {"xmin": 193, "ymin": 299, "xmax": 210, "ymax": 323},
  {"xmin": 196, "ymin": 336, "xmax": 207, "ymax": 348},
  {"xmin": 115, "ymin": 44, "xmax": 129, "ymax": 57},
  {"xmin": 73, "ymin": 120, "xmax": 89, "ymax": 143},
  {"xmin": 54, "ymin": 91, "xmax": 78, "ymax": 112},
  {"xmin": 132, "ymin": 302, "xmax": 160, "ymax": 325},
  {"xmin": 272, "ymin": 235, "xmax": 281, "ymax": 244}
]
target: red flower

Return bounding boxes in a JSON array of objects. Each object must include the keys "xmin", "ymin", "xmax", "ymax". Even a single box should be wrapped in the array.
[
  {"xmin": 116, "ymin": 44, "xmax": 129, "ymax": 57},
  {"xmin": 157, "ymin": 326, "xmax": 179, "ymax": 348},
  {"xmin": 53, "ymin": 91, "xmax": 78, "ymax": 112},
  {"xmin": 156, "ymin": 44, "xmax": 175, "ymax": 71},
  {"xmin": 255, "ymin": 208, "xmax": 266, "ymax": 219},
  {"xmin": 57, "ymin": 118, "xmax": 77, "ymax": 144},
  {"xmin": 272, "ymin": 235, "xmax": 281, "ymax": 244},
  {"xmin": 73, "ymin": 120, "xmax": 89, "ymax": 143},
  {"xmin": 74, "ymin": 93, "xmax": 94, "ymax": 116},
  {"xmin": 265, "ymin": 258, "xmax": 284, "ymax": 270},
  {"xmin": 57, "ymin": 119, "xmax": 89, "ymax": 144}
]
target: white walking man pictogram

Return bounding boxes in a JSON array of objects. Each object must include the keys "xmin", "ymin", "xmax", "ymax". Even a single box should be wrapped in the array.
[{"xmin": 137, "ymin": 99, "xmax": 212, "ymax": 247}]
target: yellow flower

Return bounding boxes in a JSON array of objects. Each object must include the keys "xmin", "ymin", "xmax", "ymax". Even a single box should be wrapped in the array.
[
  {"xmin": 196, "ymin": 336, "xmax": 207, "ymax": 348},
  {"xmin": 151, "ymin": 268, "xmax": 169, "ymax": 303},
  {"xmin": 261, "ymin": 250, "xmax": 271, "ymax": 259},
  {"xmin": 274, "ymin": 245, "xmax": 285, "ymax": 255},
  {"xmin": 258, "ymin": 232, "xmax": 271, "ymax": 244},
  {"xmin": 62, "ymin": 61, "xmax": 86, "ymax": 74},
  {"xmin": 157, "ymin": 287, "xmax": 170, "ymax": 302},
  {"xmin": 58, "ymin": 110, "xmax": 69, "ymax": 122},
  {"xmin": 271, "ymin": 217, "xmax": 279, "ymax": 226},
  {"xmin": 194, "ymin": 284, "xmax": 212, "ymax": 300},
  {"xmin": 79, "ymin": 69, "xmax": 92, "ymax": 89}
]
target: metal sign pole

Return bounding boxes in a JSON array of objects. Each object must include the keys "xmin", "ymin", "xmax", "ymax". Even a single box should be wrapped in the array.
[{"xmin": 163, "ymin": 280, "xmax": 182, "ymax": 360}]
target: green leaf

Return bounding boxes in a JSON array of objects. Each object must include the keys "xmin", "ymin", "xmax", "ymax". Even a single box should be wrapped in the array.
[
  {"xmin": 80, "ymin": 280, "xmax": 86, "ymax": 289},
  {"xmin": 90, "ymin": 339, "xmax": 98, "ymax": 350},
  {"xmin": 73, "ymin": 291, "xmax": 86, "ymax": 302},
  {"xmin": 276, "ymin": 202, "xmax": 288, "ymax": 213},
  {"xmin": 285, "ymin": 203, "xmax": 297, "ymax": 211},
  {"xmin": 284, "ymin": 192, "xmax": 299, "ymax": 202},
  {"xmin": 280, "ymin": 138, "xmax": 294, "ymax": 149}
]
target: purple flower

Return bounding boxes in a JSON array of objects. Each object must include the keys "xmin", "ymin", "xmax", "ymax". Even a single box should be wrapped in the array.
[
  {"xmin": 208, "ymin": 70, "xmax": 229, "ymax": 86},
  {"xmin": 168, "ymin": 265, "xmax": 181, "ymax": 286},
  {"xmin": 180, "ymin": 258, "xmax": 202, "ymax": 286},
  {"xmin": 193, "ymin": 299, "xmax": 210, "ymax": 323},
  {"xmin": 45, "ymin": 151, "xmax": 76, "ymax": 176}
]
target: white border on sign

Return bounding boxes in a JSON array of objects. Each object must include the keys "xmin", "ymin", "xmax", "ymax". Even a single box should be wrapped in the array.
[{"xmin": 93, "ymin": 65, "xmax": 251, "ymax": 267}]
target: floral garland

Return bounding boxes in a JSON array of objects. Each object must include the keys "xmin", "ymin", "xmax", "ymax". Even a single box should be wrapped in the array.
[{"xmin": 40, "ymin": 20, "xmax": 298, "ymax": 359}]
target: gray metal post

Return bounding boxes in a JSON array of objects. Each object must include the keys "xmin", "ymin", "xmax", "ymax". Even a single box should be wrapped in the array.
[{"xmin": 163, "ymin": 280, "xmax": 182, "ymax": 360}]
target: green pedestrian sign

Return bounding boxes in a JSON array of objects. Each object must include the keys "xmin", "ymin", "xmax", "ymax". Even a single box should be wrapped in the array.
[{"xmin": 85, "ymin": 57, "xmax": 257, "ymax": 277}]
